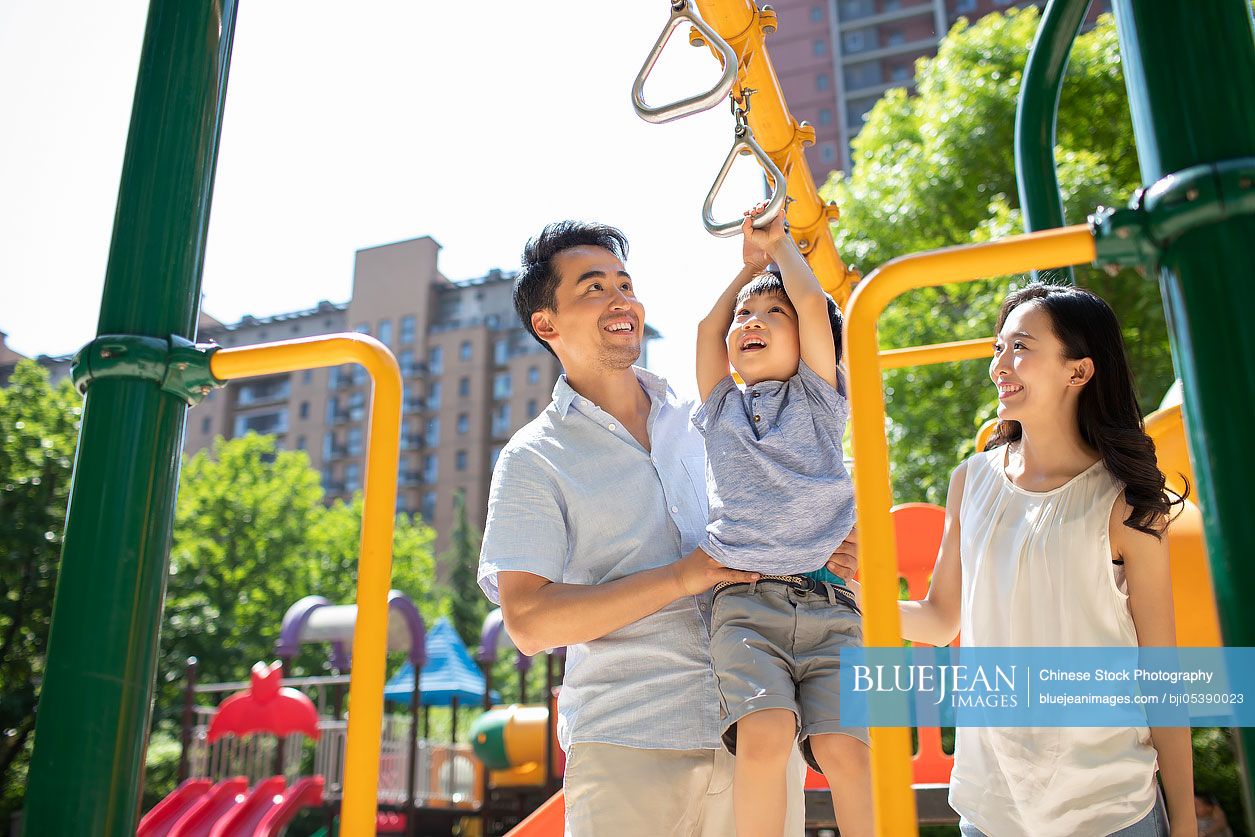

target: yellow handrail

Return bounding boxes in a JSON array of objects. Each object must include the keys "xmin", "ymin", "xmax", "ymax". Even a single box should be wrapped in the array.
[
  {"xmin": 211, "ymin": 333, "xmax": 402, "ymax": 837},
  {"xmin": 692, "ymin": 0, "xmax": 855, "ymax": 304},
  {"xmin": 879, "ymin": 336, "xmax": 996, "ymax": 370},
  {"xmin": 844, "ymin": 224, "xmax": 1097, "ymax": 835}
]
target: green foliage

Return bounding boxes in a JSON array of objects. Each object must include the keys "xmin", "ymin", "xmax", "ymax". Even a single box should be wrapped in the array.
[
  {"xmin": 157, "ymin": 434, "xmax": 441, "ymax": 715},
  {"xmin": 0, "ymin": 362, "xmax": 80, "ymax": 824},
  {"xmin": 1193, "ymin": 727, "xmax": 1250, "ymax": 836},
  {"xmin": 821, "ymin": 8, "xmax": 1174, "ymax": 504},
  {"xmin": 443, "ymin": 491, "xmax": 489, "ymax": 648}
]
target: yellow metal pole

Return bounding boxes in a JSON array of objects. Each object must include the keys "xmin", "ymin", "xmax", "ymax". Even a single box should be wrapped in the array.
[
  {"xmin": 845, "ymin": 225, "xmax": 1095, "ymax": 836},
  {"xmin": 879, "ymin": 336, "xmax": 995, "ymax": 370},
  {"xmin": 692, "ymin": 0, "xmax": 855, "ymax": 303},
  {"xmin": 211, "ymin": 333, "xmax": 402, "ymax": 837}
]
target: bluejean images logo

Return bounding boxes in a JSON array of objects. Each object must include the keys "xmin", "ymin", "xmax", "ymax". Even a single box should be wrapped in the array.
[{"xmin": 839, "ymin": 647, "xmax": 1255, "ymax": 728}]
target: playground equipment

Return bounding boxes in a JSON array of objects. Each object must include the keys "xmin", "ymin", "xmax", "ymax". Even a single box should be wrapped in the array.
[
  {"xmin": 20, "ymin": 0, "xmax": 1255, "ymax": 834},
  {"xmin": 138, "ymin": 662, "xmax": 326, "ymax": 837}
]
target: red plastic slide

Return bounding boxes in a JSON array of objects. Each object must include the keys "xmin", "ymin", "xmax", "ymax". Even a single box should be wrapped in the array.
[
  {"xmin": 167, "ymin": 777, "xmax": 249, "ymax": 837},
  {"xmin": 137, "ymin": 779, "xmax": 214, "ymax": 837},
  {"xmin": 207, "ymin": 775, "xmax": 287, "ymax": 837},
  {"xmin": 255, "ymin": 776, "xmax": 325, "ymax": 837},
  {"xmin": 504, "ymin": 790, "xmax": 565, "ymax": 836}
]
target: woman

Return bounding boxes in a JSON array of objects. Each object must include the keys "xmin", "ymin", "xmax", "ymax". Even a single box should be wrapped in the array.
[{"xmin": 898, "ymin": 284, "xmax": 1194, "ymax": 836}]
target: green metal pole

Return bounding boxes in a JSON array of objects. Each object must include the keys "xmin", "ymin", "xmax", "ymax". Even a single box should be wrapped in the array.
[
  {"xmin": 1015, "ymin": 0, "xmax": 1091, "ymax": 283},
  {"xmin": 1110, "ymin": 0, "xmax": 1255, "ymax": 826},
  {"xmin": 23, "ymin": 1, "xmax": 238, "ymax": 833}
]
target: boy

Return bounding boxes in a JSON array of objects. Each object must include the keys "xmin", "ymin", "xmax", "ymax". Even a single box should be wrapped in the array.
[{"xmin": 692, "ymin": 203, "xmax": 873, "ymax": 836}]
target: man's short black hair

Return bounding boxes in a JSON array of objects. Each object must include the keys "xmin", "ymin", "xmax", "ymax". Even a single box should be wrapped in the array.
[
  {"xmin": 514, "ymin": 221, "xmax": 630, "ymax": 357},
  {"xmin": 734, "ymin": 269, "xmax": 844, "ymax": 364}
]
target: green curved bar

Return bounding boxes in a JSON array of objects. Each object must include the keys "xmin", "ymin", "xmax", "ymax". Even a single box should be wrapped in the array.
[{"xmin": 1015, "ymin": 0, "xmax": 1092, "ymax": 282}]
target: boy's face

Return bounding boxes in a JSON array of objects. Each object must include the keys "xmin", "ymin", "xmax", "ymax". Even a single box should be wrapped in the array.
[{"xmin": 726, "ymin": 290, "xmax": 801, "ymax": 385}]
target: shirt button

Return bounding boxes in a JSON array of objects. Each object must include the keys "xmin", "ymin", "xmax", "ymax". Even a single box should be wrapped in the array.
[
  {"xmin": 608, "ymin": 423, "xmax": 617, "ymax": 431},
  {"xmin": 671, "ymin": 505, "xmax": 679, "ymax": 514},
  {"xmin": 752, "ymin": 390, "xmax": 759, "ymax": 397},
  {"xmin": 754, "ymin": 414, "xmax": 761, "ymax": 422}
]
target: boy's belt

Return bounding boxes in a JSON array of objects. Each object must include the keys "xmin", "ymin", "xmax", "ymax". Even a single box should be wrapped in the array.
[{"xmin": 713, "ymin": 574, "xmax": 860, "ymax": 613}]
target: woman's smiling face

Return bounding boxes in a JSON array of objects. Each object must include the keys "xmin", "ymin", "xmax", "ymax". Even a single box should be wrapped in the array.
[{"xmin": 990, "ymin": 301, "xmax": 1090, "ymax": 423}]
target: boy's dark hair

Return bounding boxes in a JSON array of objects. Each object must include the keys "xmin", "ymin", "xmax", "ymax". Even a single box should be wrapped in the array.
[
  {"xmin": 734, "ymin": 269, "xmax": 843, "ymax": 364},
  {"xmin": 514, "ymin": 221, "xmax": 630, "ymax": 357}
]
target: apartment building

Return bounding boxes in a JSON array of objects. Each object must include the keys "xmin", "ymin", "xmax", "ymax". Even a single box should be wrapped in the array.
[
  {"xmin": 182, "ymin": 235, "xmax": 656, "ymax": 556},
  {"xmin": 768, "ymin": 0, "xmax": 1110, "ymax": 175}
]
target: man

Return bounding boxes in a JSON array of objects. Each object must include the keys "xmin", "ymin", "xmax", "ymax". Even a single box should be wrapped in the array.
[{"xmin": 477, "ymin": 221, "xmax": 859, "ymax": 835}]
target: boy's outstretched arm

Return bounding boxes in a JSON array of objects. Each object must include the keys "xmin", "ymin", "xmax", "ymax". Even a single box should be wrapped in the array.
[
  {"xmin": 695, "ymin": 222, "xmax": 772, "ymax": 402},
  {"xmin": 746, "ymin": 206, "xmax": 839, "ymax": 390}
]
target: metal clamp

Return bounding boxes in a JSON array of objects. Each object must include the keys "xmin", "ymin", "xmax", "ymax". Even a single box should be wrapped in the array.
[
  {"xmin": 632, "ymin": 0, "xmax": 738, "ymax": 124},
  {"xmin": 71, "ymin": 334, "xmax": 221, "ymax": 405},
  {"xmin": 1090, "ymin": 156, "xmax": 1255, "ymax": 272},
  {"xmin": 702, "ymin": 102, "xmax": 788, "ymax": 237}
]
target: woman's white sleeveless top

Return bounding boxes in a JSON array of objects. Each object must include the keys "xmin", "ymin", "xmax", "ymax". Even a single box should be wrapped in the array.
[{"xmin": 947, "ymin": 446, "xmax": 1159, "ymax": 837}]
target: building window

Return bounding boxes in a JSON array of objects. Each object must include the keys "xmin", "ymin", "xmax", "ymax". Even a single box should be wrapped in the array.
[
  {"xmin": 458, "ymin": 376, "xmax": 470, "ymax": 397},
  {"xmin": 299, "ymin": 401, "xmax": 310, "ymax": 419},
  {"xmin": 840, "ymin": 0, "xmax": 873, "ymax": 18},
  {"xmin": 891, "ymin": 63, "xmax": 911, "ymax": 82},
  {"xmin": 428, "ymin": 380, "xmax": 442, "ymax": 410},
  {"xmin": 494, "ymin": 339, "xmax": 509, "ymax": 365},
  {"xmin": 302, "ymin": 370, "xmax": 313, "ymax": 384},
  {"xmin": 400, "ymin": 315, "xmax": 416, "ymax": 344},
  {"xmin": 345, "ymin": 462, "xmax": 362, "ymax": 493},
  {"xmin": 527, "ymin": 399, "xmax": 539, "ymax": 417},
  {"xmin": 843, "ymin": 29, "xmax": 870, "ymax": 53},
  {"xmin": 428, "ymin": 345, "xmax": 443, "ymax": 373},
  {"xmin": 845, "ymin": 61, "xmax": 883, "ymax": 91},
  {"xmin": 323, "ymin": 432, "xmax": 335, "ymax": 460},
  {"xmin": 883, "ymin": 0, "xmax": 901, "ymax": 10},
  {"xmin": 955, "ymin": 0, "xmax": 976, "ymax": 11},
  {"xmin": 490, "ymin": 445, "xmax": 503, "ymax": 468},
  {"xmin": 810, "ymin": 5, "xmax": 824, "ymax": 23},
  {"xmin": 460, "ymin": 340, "xmax": 472, "ymax": 361},
  {"xmin": 812, "ymin": 38, "xmax": 826, "ymax": 58},
  {"xmin": 491, "ymin": 404, "xmax": 511, "ymax": 437},
  {"xmin": 457, "ymin": 413, "xmax": 470, "ymax": 434},
  {"xmin": 399, "ymin": 349, "xmax": 415, "ymax": 377},
  {"xmin": 421, "ymin": 491, "xmax": 437, "ymax": 522},
  {"xmin": 355, "ymin": 323, "xmax": 370, "ymax": 335},
  {"xmin": 378, "ymin": 319, "xmax": 393, "ymax": 345},
  {"xmin": 200, "ymin": 416, "xmax": 210, "ymax": 434},
  {"xmin": 816, "ymin": 72, "xmax": 831, "ymax": 91},
  {"xmin": 456, "ymin": 450, "xmax": 468, "ymax": 471},
  {"xmin": 296, "ymin": 435, "xmax": 306, "ymax": 450},
  {"xmin": 885, "ymin": 28, "xmax": 904, "ymax": 46},
  {"xmin": 821, "ymin": 143, "xmax": 837, "ymax": 163},
  {"xmin": 236, "ymin": 377, "xmax": 289, "ymax": 405},
  {"xmin": 426, "ymin": 417, "xmax": 440, "ymax": 447},
  {"xmin": 423, "ymin": 455, "xmax": 438, "ymax": 483},
  {"xmin": 527, "ymin": 365, "xmax": 540, "ymax": 385},
  {"xmin": 493, "ymin": 372, "xmax": 511, "ymax": 399},
  {"xmin": 347, "ymin": 426, "xmax": 363, "ymax": 456},
  {"xmin": 818, "ymin": 108, "xmax": 833, "ymax": 126},
  {"xmin": 233, "ymin": 409, "xmax": 287, "ymax": 437}
]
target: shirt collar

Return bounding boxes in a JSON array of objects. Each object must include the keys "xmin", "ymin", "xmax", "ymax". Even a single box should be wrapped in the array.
[{"xmin": 552, "ymin": 365, "xmax": 671, "ymax": 417}]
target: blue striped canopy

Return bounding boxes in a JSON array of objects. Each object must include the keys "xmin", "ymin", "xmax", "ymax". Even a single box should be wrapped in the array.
[{"xmin": 384, "ymin": 617, "xmax": 499, "ymax": 707}]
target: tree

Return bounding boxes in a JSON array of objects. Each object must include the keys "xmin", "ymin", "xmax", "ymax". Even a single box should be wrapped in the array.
[
  {"xmin": 157, "ymin": 434, "xmax": 441, "ymax": 714},
  {"xmin": 443, "ymin": 491, "xmax": 489, "ymax": 648},
  {"xmin": 821, "ymin": 8, "xmax": 1175, "ymax": 503},
  {"xmin": 0, "ymin": 362, "xmax": 80, "ymax": 823}
]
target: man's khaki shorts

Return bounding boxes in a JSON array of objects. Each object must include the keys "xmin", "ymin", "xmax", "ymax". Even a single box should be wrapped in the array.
[{"xmin": 710, "ymin": 577, "xmax": 869, "ymax": 771}]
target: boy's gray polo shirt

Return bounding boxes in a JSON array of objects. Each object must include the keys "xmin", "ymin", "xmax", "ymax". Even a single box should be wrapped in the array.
[
  {"xmin": 693, "ymin": 359, "xmax": 855, "ymax": 574},
  {"xmin": 478, "ymin": 366, "xmax": 721, "ymax": 752}
]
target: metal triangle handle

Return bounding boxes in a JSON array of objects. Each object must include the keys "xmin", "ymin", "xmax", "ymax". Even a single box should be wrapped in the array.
[
  {"xmin": 632, "ymin": 1, "xmax": 739, "ymax": 125},
  {"xmin": 702, "ymin": 127, "xmax": 788, "ymax": 237}
]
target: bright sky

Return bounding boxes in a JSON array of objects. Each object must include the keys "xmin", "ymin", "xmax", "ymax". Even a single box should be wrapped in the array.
[{"xmin": 0, "ymin": 1, "xmax": 794, "ymax": 399}]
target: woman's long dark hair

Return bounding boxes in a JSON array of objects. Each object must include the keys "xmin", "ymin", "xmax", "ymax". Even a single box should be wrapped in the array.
[{"xmin": 984, "ymin": 283, "xmax": 1186, "ymax": 537}]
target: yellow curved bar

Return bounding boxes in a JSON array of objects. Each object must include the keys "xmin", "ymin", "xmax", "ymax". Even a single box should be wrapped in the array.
[
  {"xmin": 845, "ymin": 225, "xmax": 1096, "ymax": 836},
  {"xmin": 211, "ymin": 333, "xmax": 402, "ymax": 837},
  {"xmin": 879, "ymin": 336, "xmax": 995, "ymax": 370},
  {"xmin": 693, "ymin": 0, "xmax": 855, "ymax": 304}
]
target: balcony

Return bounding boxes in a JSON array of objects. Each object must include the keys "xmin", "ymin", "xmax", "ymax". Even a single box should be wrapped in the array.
[
  {"xmin": 330, "ymin": 407, "xmax": 364, "ymax": 425},
  {"xmin": 398, "ymin": 472, "xmax": 424, "ymax": 487},
  {"xmin": 841, "ymin": 35, "xmax": 938, "ymax": 65},
  {"xmin": 838, "ymin": 4, "xmax": 937, "ymax": 30},
  {"xmin": 400, "ymin": 435, "xmax": 424, "ymax": 451}
]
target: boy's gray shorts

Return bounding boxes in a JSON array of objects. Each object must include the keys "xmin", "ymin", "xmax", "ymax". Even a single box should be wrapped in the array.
[{"xmin": 710, "ymin": 577, "xmax": 869, "ymax": 772}]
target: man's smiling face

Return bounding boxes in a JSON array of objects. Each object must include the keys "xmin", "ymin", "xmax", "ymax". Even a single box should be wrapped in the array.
[{"xmin": 533, "ymin": 245, "xmax": 645, "ymax": 372}]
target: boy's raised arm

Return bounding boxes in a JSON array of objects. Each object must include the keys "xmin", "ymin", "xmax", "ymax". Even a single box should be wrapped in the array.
[
  {"xmin": 749, "ymin": 209, "xmax": 839, "ymax": 390},
  {"xmin": 696, "ymin": 263, "xmax": 759, "ymax": 402}
]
